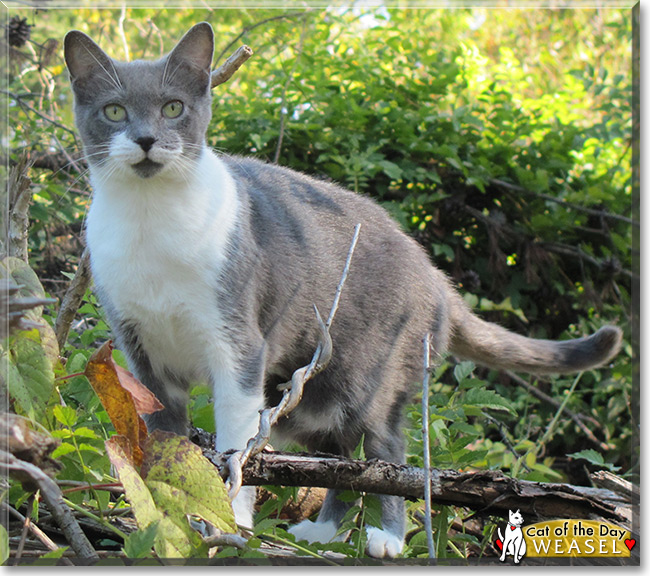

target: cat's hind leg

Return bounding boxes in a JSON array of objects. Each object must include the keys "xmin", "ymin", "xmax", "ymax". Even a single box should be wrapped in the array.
[
  {"xmin": 289, "ymin": 489, "xmax": 357, "ymax": 545},
  {"xmin": 362, "ymin": 430, "xmax": 407, "ymax": 558}
]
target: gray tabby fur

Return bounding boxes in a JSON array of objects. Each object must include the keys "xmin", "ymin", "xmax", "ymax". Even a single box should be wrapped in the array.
[{"xmin": 64, "ymin": 22, "xmax": 622, "ymax": 558}]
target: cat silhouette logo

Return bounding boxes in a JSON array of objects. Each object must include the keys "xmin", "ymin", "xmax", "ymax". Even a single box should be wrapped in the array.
[{"xmin": 496, "ymin": 509, "xmax": 527, "ymax": 564}]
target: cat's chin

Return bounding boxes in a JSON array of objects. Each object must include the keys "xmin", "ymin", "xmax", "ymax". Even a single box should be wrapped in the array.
[{"xmin": 132, "ymin": 158, "xmax": 163, "ymax": 179}]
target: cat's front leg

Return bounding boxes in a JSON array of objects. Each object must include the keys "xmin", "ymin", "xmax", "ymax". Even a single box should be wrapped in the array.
[
  {"xmin": 114, "ymin": 322, "xmax": 191, "ymax": 435},
  {"xmin": 211, "ymin": 360, "xmax": 265, "ymax": 530}
]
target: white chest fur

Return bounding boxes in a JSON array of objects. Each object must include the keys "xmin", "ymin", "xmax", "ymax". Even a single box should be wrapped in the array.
[{"xmin": 85, "ymin": 149, "xmax": 240, "ymax": 379}]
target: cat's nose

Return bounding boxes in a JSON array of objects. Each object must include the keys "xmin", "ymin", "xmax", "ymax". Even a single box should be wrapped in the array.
[{"xmin": 135, "ymin": 136, "xmax": 156, "ymax": 152}]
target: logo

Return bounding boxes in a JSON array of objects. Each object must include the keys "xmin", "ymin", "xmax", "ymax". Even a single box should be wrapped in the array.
[
  {"xmin": 495, "ymin": 513, "xmax": 635, "ymax": 563},
  {"xmin": 496, "ymin": 509, "xmax": 527, "ymax": 564}
]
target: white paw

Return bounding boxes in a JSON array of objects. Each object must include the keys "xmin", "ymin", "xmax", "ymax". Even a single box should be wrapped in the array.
[
  {"xmin": 231, "ymin": 486, "xmax": 255, "ymax": 530},
  {"xmin": 288, "ymin": 519, "xmax": 339, "ymax": 544},
  {"xmin": 365, "ymin": 527, "xmax": 404, "ymax": 559}
]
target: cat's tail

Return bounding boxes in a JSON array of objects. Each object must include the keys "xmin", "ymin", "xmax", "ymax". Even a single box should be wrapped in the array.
[{"xmin": 448, "ymin": 297, "xmax": 622, "ymax": 375}]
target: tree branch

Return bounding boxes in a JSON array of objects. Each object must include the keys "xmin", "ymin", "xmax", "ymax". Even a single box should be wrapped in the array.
[
  {"xmin": 54, "ymin": 247, "xmax": 92, "ymax": 351},
  {"xmin": 503, "ymin": 370, "xmax": 610, "ymax": 452},
  {"xmin": 6, "ymin": 153, "xmax": 33, "ymax": 261},
  {"xmin": 491, "ymin": 178, "xmax": 639, "ymax": 228},
  {"xmin": 213, "ymin": 10, "xmax": 308, "ymax": 66},
  {"xmin": 0, "ymin": 449, "xmax": 99, "ymax": 561},
  {"xmin": 202, "ymin": 449, "xmax": 633, "ymax": 528},
  {"xmin": 210, "ymin": 45, "xmax": 254, "ymax": 89}
]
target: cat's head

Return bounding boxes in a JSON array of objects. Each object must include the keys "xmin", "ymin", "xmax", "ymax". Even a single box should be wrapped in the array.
[
  {"xmin": 508, "ymin": 509, "xmax": 524, "ymax": 526},
  {"xmin": 64, "ymin": 22, "xmax": 214, "ymax": 181}
]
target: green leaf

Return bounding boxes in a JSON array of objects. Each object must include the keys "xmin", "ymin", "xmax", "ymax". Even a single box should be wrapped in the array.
[
  {"xmin": 463, "ymin": 388, "xmax": 516, "ymax": 414},
  {"xmin": 39, "ymin": 546, "xmax": 69, "ymax": 560},
  {"xmin": 378, "ymin": 159, "xmax": 403, "ymax": 180},
  {"xmin": 7, "ymin": 336, "xmax": 55, "ymax": 420},
  {"xmin": 123, "ymin": 522, "xmax": 160, "ymax": 558},
  {"xmin": 432, "ymin": 505, "xmax": 451, "ymax": 558},
  {"xmin": 1, "ymin": 257, "xmax": 59, "ymax": 364},
  {"xmin": 142, "ymin": 431, "xmax": 236, "ymax": 534},
  {"xmin": 453, "ymin": 361, "xmax": 475, "ymax": 384},
  {"xmin": 50, "ymin": 442, "xmax": 77, "ymax": 459},
  {"xmin": 0, "ymin": 523, "xmax": 8, "ymax": 565},
  {"xmin": 52, "ymin": 405, "xmax": 77, "ymax": 427},
  {"xmin": 568, "ymin": 449, "xmax": 621, "ymax": 472},
  {"xmin": 105, "ymin": 436, "xmax": 162, "ymax": 529}
]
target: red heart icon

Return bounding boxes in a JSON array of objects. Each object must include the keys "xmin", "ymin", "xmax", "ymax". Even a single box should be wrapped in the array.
[
  {"xmin": 625, "ymin": 539, "xmax": 636, "ymax": 551},
  {"xmin": 495, "ymin": 539, "xmax": 503, "ymax": 551}
]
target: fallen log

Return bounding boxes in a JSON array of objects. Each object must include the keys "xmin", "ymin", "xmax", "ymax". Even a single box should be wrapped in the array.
[{"xmin": 202, "ymin": 448, "xmax": 634, "ymax": 530}]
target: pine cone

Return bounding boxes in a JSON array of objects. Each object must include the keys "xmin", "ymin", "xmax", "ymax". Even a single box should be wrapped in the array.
[{"xmin": 6, "ymin": 16, "xmax": 31, "ymax": 48}]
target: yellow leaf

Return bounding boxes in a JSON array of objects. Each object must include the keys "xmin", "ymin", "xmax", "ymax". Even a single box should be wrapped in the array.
[{"xmin": 85, "ymin": 341, "xmax": 157, "ymax": 466}]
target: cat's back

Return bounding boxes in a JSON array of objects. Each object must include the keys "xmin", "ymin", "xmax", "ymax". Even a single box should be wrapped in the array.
[
  {"xmin": 217, "ymin": 154, "xmax": 448, "ymax": 336},
  {"xmin": 220, "ymin": 154, "xmax": 420, "ymax": 252}
]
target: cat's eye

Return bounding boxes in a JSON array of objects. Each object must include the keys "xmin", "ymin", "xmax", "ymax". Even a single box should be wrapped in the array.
[
  {"xmin": 104, "ymin": 104, "xmax": 127, "ymax": 122},
  {"xmin": 162, "ymin": 100, "xmax": 184, "ymax": 119}
]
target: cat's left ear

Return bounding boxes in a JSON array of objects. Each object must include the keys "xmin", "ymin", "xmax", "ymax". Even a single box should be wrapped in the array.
[
  {"xmin": 64, "ymin": 30, "xmax": 115, "ymax": 83},
  {"xmin": 166, "ymin": 22, "xmax": 214, "ymax": 91}
]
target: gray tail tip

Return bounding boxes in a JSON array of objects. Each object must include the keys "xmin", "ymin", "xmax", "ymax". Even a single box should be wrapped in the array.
[{"xmin": 592, "ymin": 325, "xmax": 624, "ymax": 363}]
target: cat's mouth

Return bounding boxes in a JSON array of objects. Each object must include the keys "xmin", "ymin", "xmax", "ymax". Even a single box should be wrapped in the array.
[{"xmin": 132, "ymin": 158, "xmax": 163, "ymax": 178}]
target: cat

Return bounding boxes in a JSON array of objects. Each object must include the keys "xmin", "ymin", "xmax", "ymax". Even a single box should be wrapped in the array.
[
  {"xmin": 498, "ymin": 509, "xmax": 527, "ymax": 564},
  {"xmin": 64, "ymin": 22, "xmax": 622, "ymax": 559}
]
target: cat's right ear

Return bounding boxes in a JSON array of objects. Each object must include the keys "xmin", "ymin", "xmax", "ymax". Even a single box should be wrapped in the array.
[{"xmin": 64, "ymin": 30, "xmax": 114, "ymax": 84}]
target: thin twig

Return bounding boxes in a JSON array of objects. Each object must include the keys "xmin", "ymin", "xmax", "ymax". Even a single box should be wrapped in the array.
[
  {"xmin": 0, "ymin": 450, "xmax": 99, "ymax": 560},
  {"xmin": 1, "ymin": 90, "xmax": 77, "ymax": 136},
  {"xmin": 421, "ymin": 333, "xmax": 436, "ymax": 560},
  {"xmin": 503, "ymin": 370, "xmax": 609, "ymax": 451},
  {"xmin": 202, "ymin": 528, "xmax": 249, "ymax": 550},
  {"xmin": 226, "ymin": 224, "xmax": 362, "ymax": 499},
  {"xmin": 327, "ymin": 224, "xmax": 361, "ymax": 327},
  {"xmin": 118, "ymin": 5, "xmax": 130, "ymax": 61},
  {"xmin": 213, "ymin": 10, "xmax": 308, "ymax": 66},
  {"xmin": 6, "ymin": 152, "xmax": 33, "ymax": 261},
  {"xmin": 491, "ymin": 178, "xmax": 639, "ymax": 228},
  {"xmin": 527, "ymin": 372, "xmax": 584, "ymax": 468},
  {"xmin": 4, "ymin": 501, "xmax": 75, "ymax": 566},
  {"xmin": 210, "ymin": 45, "xmax": 254, "ymax": 89},
  {"xmin": 54, "ymin": 248, "xmax": 92, "ymax": 351}
]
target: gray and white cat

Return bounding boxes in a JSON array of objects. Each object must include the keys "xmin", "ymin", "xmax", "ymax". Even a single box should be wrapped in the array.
[{"xmin": 64, "ymin": 23, "xmax": 622, "ymax": 558}]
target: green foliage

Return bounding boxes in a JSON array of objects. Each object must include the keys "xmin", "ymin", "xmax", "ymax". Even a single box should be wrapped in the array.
[{"xmin": 3, "ymin": 4, "xmax": 635, "ymax": 563}]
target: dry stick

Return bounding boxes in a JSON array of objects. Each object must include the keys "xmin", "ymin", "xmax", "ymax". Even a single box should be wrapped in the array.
[
  {"xmin": 213, "ymin": 10, "xmax": 307, "ymax": 66},
  {"xmin": 204, "ymin": 450, "xmax": 631, "ymax": 525},
  {"xmin": 226, "ymin": 224, "xmax": 362, "ymax": 500},
  {"xmin": 491, "ymin": 177, "xmax": 639, "ymax": 228},
  {"xmin": 421, "ymin": 333, "xmax": 436, "ymax": 560},
  {"xmin": 54, "ymin": 248, "xmax": 91, "ymax": 352},
  {"xmin": 3, "ymin": 501, "xmax": 74, "ymax": 565},
  {"xmin": 7, "ymin": 153, "xmax": 33, "ymax": 262},
  {"xmin": 0, "ymin": 450, "xmax": 99, "ymax": 561},
  {"xmin": 210, "ymin": 45, "xmax": 254, "ymax": 89}
]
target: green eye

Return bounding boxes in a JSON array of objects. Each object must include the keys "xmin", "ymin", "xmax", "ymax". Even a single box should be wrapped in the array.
[
  {"xmin": 104, "ymin": 104, "xmax": 127, "ymax": 122},
  {"xmin": 162, "ymin": 100, "xmax": 183, "ymax": 119}
]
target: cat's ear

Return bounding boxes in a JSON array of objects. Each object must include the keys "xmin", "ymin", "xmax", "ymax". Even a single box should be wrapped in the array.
[
  {"xmin": 165, "ymin": 22, "xmax": 214, "ymax": 92},
  {"xmin": 64, "ymin": 30, "xmax": 115, "ymax": 84}
]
